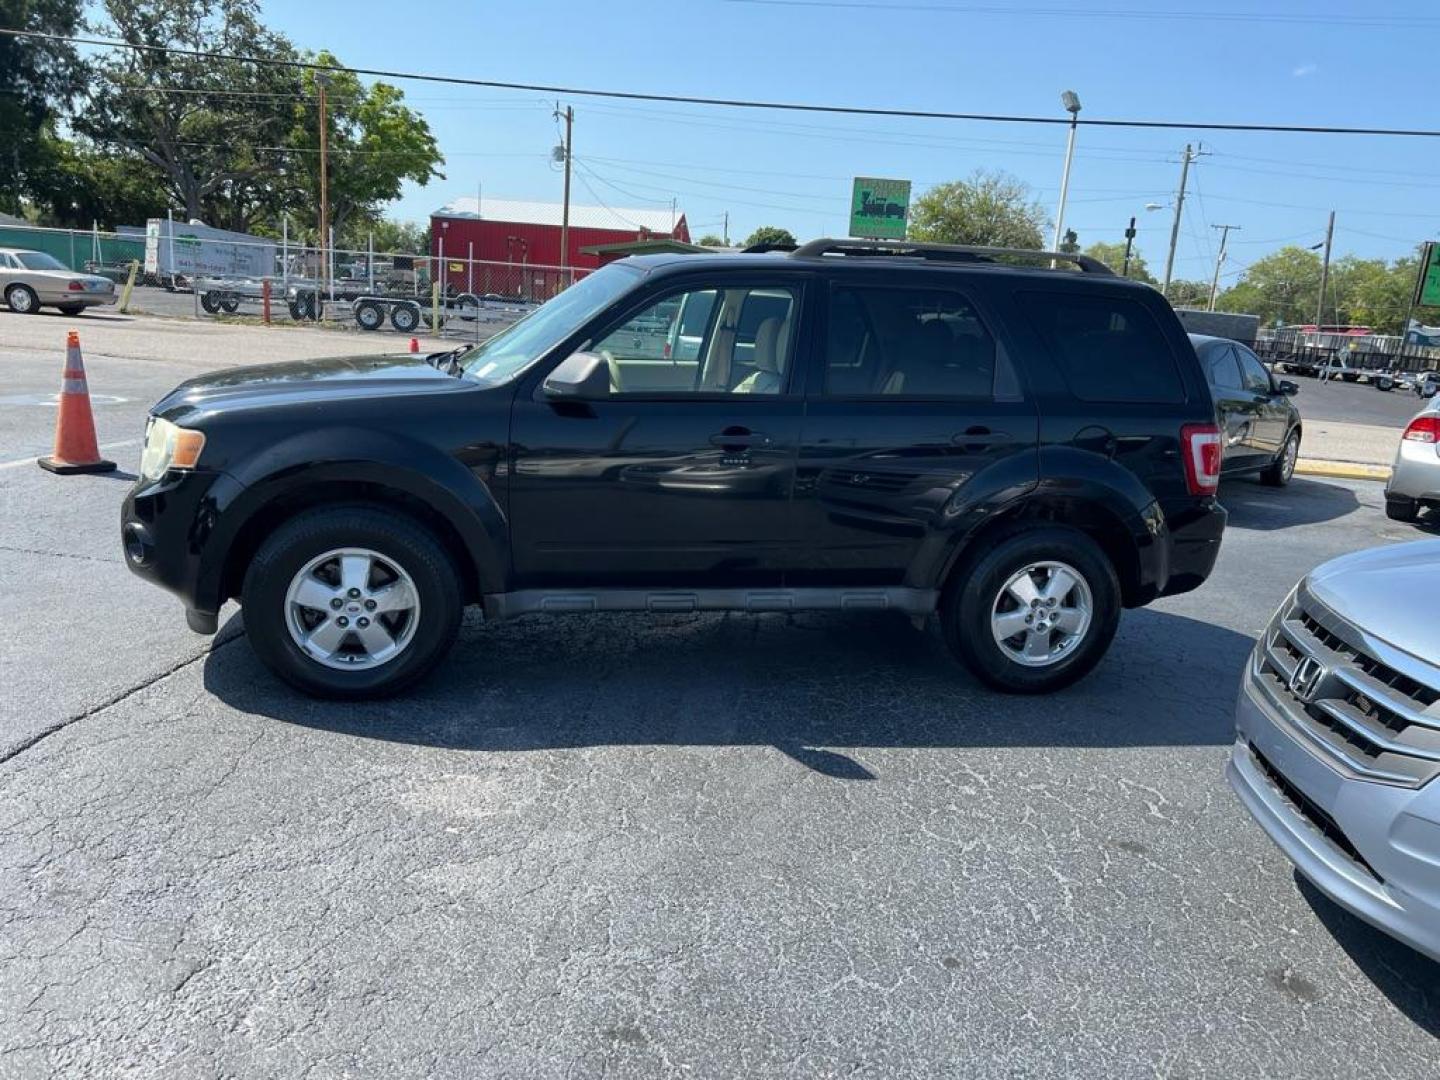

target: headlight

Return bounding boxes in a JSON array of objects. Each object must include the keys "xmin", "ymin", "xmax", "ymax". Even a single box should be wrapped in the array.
[{"xmin": 139, "ymin": 417, "xmax": 206, "ymax": 481}]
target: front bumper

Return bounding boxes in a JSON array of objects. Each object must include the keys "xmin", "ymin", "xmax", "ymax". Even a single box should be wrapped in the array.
[
  {"xmin": 1228, "ymin": 676, "xmax": 1440, "ymax": 963},
  {"xmin": 120, "ymin": 468, "xmax": 240, "ymax": 629}
]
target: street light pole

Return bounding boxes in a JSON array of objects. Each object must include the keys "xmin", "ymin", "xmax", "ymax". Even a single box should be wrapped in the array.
[
  {"xmin": 1051, "ymin": 91, "xmax": 1082, "ymax": 257},
  {"xmin": 554, "ymin": 104, "xmax": 573, "ymax": 279},
  {"xmin": 1208, "ymin": 224, "xmax": 1240, "ymax": 311}
]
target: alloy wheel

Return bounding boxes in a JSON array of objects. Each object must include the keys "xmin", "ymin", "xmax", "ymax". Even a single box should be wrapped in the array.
[
  {"xmin": 990, "ymin": 560, "xmax": 1094, "ymax": 668},
  {"xmin": 284, "ymin": 547, "xmax": 421, "ymax": 670}
]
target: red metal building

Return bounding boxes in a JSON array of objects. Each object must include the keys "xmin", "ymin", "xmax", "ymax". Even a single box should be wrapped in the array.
[{"xmin": 430, "ymin": 197, "xmax": 688, "ymax": 297}]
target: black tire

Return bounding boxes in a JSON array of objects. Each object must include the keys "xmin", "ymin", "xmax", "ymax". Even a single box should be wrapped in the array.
[
  {"xmin": 57, "ymin": 304, "xmax": 86, "ymax": 316},
  {"xmin": 354, "ymin": 300, "xmax": 385, "ymax": 331},
  {"xmin": 389, "ymin": 303, "xmax": 420, "ymax": 333},
  {"xmin": 200, "ymin": 291, "xmax": 222, "ymax": 314},
  {"xmin": 1260, "ymin": 428, "xmax": 1300, "ymax": 487},
  {"xmin": 5, "ymin": 284, "xmax": 39, "ymax": 315},
  {"xmin": 220, "ymin": 297, "xmax": 240, "ymax": 314},
  {"xmin": 1386, "ymin": 497, "xmax": 1421, "ymax": 524},
  {"xmin": 241, "ymin": 506, "xmax": 463, "ymax": 699},
  {"xmin": 454, "ymin": 292, "xmax": 480, "ymax": 321},
  {"xmin": 941, "ymin": 526, "xmax": 1121, "ymax": 694}
]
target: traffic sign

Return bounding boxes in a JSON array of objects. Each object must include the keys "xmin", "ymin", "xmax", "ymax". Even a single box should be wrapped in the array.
[{"xmin": 849, "ymin": 178, "xmax": 911, "ymax": 240}]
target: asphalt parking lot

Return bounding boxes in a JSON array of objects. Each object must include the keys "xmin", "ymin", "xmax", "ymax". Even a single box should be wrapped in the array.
[{"xmin": 3, "ymin": 317, "xmax": 1439, "ymax": 1078}]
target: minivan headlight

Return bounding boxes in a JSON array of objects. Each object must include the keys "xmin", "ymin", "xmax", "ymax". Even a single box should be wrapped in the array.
[{"xmin": 139, "ymin": 417, "xmax": 206, "ymax": 480}]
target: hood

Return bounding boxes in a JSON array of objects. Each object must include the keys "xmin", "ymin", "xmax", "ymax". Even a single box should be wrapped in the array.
[
  {"xmin": 153, "ymin": 353, "xmax": 468, "ymax": 420},
  {"xmin": 1305, "ymin": 539, "xmax": 1440, "ymax": 664}
]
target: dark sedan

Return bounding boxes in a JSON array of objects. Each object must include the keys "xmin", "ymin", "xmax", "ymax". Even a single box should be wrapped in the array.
[{"xmin": 1190, "ymin": 333, "xmax": 1302, "ymax": 486}]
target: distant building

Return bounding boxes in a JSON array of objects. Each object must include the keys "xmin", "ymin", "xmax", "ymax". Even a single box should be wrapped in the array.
[{"xmin": 430, "ymin": 197, "xmax": 688, "ymax": 296}]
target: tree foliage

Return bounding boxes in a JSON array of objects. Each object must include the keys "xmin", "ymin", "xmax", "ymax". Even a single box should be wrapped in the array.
[
  {"xmin": 1165, "ymin": 279, "xmax": 1212, "ymax": 309},
  {"xmin": 908, "ymin": 170, "xmax": 1047, "ymax": 249},
  {"xmin": 0, "ymin": 0, "xmax": 85, "ymax": 213},
  {"xmin": 743, "ymin": 225, "xmax": 796, "ymax": 248},
  {"xmin": 696, "ymin": 234, "xmax": 726, "ymax": 247},
  {"xmin": 1084, "ymin": 240, "xmax": 1156, "ymax": 285},
  {"xmin": 68, "ymin": 0, "xmax": 443, "ymax": 236},
  {"xmin": 1212, "ymin": 245, "xmax": 1437, "ymax": 332},
  {"xmin": 359, "ymin": 217, "xmax": 429, "ymax": 254}
]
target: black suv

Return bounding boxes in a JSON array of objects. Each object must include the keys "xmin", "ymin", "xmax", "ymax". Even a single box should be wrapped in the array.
[{"xmin": 121, "ymin": 240, "xmax": 1226, "ymax": 698}]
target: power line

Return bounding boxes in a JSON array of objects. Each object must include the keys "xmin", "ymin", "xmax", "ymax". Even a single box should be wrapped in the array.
[{"xmin": 5, "ymin": 28, "xmax": 1439, "ymax": 138}]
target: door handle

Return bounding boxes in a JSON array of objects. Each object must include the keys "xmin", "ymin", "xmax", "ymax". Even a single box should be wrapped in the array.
[
  {"xmin": 709, "ymin": 430, "xmax": 771, "ymax": 448},
  {"xmin": 951, "ymin": 428, "xmax": 1011, "ymax": 446}
]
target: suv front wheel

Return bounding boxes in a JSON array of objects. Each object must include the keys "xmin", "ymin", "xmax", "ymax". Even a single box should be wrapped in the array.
[
  {"xmin": 943, "ymin": 527, "xmax": 1120, "ymax": 694},
  {"xmin": 241, "ymin": 506, "xmax": 462, "ymax": 698}
]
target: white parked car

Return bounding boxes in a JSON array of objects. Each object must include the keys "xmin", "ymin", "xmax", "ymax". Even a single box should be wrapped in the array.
[{"xmin": 0, "ymin": 247, "xmax": 117, "ymax": 315}]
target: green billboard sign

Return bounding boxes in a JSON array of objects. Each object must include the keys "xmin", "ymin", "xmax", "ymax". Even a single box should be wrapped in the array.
[
  {"xmin": 1417, "ymin": 241, "xmax": 1440, "ymax": 308},
  {"xmin": 849, "ymin": 177, "xmax": 911, "ymax": 240}
]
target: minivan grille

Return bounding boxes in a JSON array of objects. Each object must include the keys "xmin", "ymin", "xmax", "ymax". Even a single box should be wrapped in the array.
[{"xmin": 1254, "ymin": 589, "xmax": 1440, "ymax": 789}]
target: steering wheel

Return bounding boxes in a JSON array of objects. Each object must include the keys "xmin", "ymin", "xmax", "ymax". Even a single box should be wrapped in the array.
[{"xmin": 601, "ymin": 348, "xmax": 623, "ymax": 393}]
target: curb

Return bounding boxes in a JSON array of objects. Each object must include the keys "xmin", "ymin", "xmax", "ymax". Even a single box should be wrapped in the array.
[{"xmin": 1294, "ymin": 459, "xmax": 1391, "ymax": 481}]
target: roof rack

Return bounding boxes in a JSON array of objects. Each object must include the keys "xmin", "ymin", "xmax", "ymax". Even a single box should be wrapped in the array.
[{"xmin": 789, "ymin": 238, "xmax": 1115, "ymax": 275}]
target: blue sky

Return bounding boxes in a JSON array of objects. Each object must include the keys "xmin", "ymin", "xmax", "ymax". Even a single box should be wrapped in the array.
[{"xmin": 262, "ymin": 0, "xmax": 1438, "ymax": 282}]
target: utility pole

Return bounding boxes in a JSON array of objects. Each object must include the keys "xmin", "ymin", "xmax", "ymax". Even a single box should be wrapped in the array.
[
  {"xmin": 316, "ymin": 72, "xmax": 330, "ymax": 295},
  {"xmin": 1121, "ymin": 216, "xmax": 1136, "ymax": 277},
  {"xmin": 1315, "ymin": 210, "xmax": 1336, "ymax": 327},
  {"xmin": 1162, "ymin": 143, "xmax": 1202, "ymax": 299},
  {"xmin": 554, "ymin": 104, "xmax": 573, "ymax": 277},
  {"xmin": 1207, "ymin": 224, "xmax": 1240, "ymax": 311},
  {"xmin": 722, "ymin": 211, "xmax": 730, "ymax": 247}
]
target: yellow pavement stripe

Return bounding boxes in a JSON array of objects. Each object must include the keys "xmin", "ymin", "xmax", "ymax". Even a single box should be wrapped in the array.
[{"xmin": 1294, "ymin": 458, "xmax": 1392, "ymax": 481}]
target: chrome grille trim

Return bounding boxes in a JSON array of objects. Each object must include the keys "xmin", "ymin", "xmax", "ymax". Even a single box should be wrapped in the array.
[{"xmin": 1251, "ymin": 585, "xmax": 1440, "ymax": 789}]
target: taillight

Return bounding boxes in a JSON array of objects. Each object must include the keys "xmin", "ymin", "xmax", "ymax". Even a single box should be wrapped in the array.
[
  {"xmin": 1402, "ymin": 416, "xmax": 1439, "ymax": 444},
  {"xmin": 67, "ymin": 281, "xmax": 85, "ymax": 291},
  {"xmin": 1181, "ymin": 423, "xmax": 1222, "ymax": 496}
]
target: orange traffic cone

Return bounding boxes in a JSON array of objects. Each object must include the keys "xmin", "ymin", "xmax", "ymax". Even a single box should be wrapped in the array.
[
  {"xmin": 409, "ymin": 337, "xmax": 419, "ymax": 353},
  {"xmin": 38, "ymin": 331, "xmax": 115, "ymax": 475}
]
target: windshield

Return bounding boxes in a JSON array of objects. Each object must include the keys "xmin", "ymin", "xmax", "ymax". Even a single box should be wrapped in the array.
[
  {"xmin": 456, "ymin": 264, "xmax": 641, "ymax": 383},
  {"xmin": 15, "ymin": 251, "xmax": 68, "ymax": 271}
]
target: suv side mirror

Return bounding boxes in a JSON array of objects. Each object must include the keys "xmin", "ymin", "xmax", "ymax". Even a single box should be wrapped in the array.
[
  {"xmin": 1278, "ymin": 380, "xmax": 1299, "ymax": 396},
  {"xmin": 542, "ymin": 351, "xmax": 611, "ymax": 400}
]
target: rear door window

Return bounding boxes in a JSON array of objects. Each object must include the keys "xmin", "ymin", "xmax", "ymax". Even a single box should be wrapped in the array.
[
  {"xmin": 1204, "ymin": 345, "xmax": 1244, "ymax": 391},
  {"xmin": 1234, "ymin": 345, "xmax": 1274, "ymax": 393},
  {"xmin": 821, "ymin": 286, "xmax": 997, "ymax": 399},
  {"xmin": 1022, "ymin": 292, "xmax": 1185, "ymax": 404}
]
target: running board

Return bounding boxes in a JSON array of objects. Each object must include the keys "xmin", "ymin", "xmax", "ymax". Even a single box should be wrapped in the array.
[{"xmin": 484, "ymin": 587, "xmax": 938, "ymax": 620}]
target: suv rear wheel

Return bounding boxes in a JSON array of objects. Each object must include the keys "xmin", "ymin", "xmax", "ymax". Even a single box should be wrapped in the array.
[
  {"xmin": 241, "ymin": 506, "xmax": 462, "ymax": 698},
  {"xmin": 942, "ymin": 527, "xmax": 1120, "ymax": 694}
]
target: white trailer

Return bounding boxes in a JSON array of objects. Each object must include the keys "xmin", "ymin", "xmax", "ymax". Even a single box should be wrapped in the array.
[{"xmin": 143, "ymin": 217, "xmax": 276, "ymax": 284}]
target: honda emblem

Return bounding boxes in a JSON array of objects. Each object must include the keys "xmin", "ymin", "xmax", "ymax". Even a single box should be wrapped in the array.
[{"xmin": 1289, "ymin": 656, "xmax": 1326, "ymax": 703}]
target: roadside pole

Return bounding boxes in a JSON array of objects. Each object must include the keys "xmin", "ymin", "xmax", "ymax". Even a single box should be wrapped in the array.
[
  {"xmin": 1121, "ymin": 216, "xmax": 1136, "ymax": 277},
  {"xmin": 1316, "ymin": 211, "xmax": 1336, "ymax": 381},
  {"xmin": 1162, "ymin": 144, "xmax": 1198, "ymax": 298},
  {"xmin": 118, "ymin": 260, "xmax": 138, "ymax": 313},
  {"xmin": 556, "ymin": 104, "xmax": 573, "ymax": 285},
  {"xmin": 1207, "ymin": 224, "xmax": 1240, "ymax": 311}
]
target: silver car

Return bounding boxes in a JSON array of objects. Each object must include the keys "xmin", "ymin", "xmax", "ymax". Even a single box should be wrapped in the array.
[
  {"xmin": 1384, "ymin": 396, "xmax": 1439, "ymax": 524},
  {"xmin": 1228, "ymin": 539, "xmax": 1440, "ymax": 962},
  {"xmin": 0, "ymin": 247, "xmax": 117, "ymax": 315}
]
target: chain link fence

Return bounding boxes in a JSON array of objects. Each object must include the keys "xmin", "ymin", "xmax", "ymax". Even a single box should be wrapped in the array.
[{"xmin": 0, "ymin": 222, "xmax": 588, "ymax": 341}]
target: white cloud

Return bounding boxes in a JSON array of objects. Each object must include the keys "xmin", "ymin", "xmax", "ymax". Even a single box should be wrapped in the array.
[{"xmin": 1292, "ymin": 63, "xmax": 1318, "ymax": 77}]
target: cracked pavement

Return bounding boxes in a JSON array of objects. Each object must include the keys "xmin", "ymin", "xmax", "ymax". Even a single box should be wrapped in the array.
[{"xmin": 2, "ymin": 319, "xmax": 1438, "ymax": 1078}]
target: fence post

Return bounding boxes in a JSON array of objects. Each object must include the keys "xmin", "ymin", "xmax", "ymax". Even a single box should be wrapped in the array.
[
  {"xmin": 262, "ymin": 278, "xmax": 272, "ymax": 326},
  {"xmin": 431, "ymin": 280, "xmax": 441, "ymax": 334}
]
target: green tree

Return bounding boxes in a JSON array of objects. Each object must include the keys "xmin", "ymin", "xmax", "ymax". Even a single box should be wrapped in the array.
[
  {"xmin": 77, "ymin": 0, "xmax": 304, "ymax": 226},
  {"xmin": 1059, "ymin": 229, "xmax": 1079, "ymax": 254},
  {"xmin": 743, "ymin": 225, "xmax": 796, "ymax": 248},
  {"xmin": 908, "ymin": 169, "xmax": 1047, "ymax": 249},
  {"xmin": 0, "ymin": 0, "xmax": 85, "ymax": 214},
  {"xmin": 357, "ymin": 217, "xmax": 429, "ymax": 255},
  {"xmin": 1166, "ymin": 279, "xmax": 1213, "ymax": 309},
  {"xmin": 284, "ymin": 56, "xmax": 444, "ymax": 244},
  {"xmin": 26, "ymin": 130, "xmax": 171, "ymax": 226},
  {"xmin": 1084, "ymin": 240, "xmax": 1156, "ymax": 284},
  {"xmin": 1214, "ymin": 246, "xmax": 1323, "ymax": 325},
  {"xmin": 696, "ymin": 234, "xmax": 726, "ymax": 247}
]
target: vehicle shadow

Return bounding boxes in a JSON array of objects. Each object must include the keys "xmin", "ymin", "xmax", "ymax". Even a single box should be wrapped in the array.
[
  {"xmin": 1220, "ymin": 477, "xmax": 1360, "ymax": 532},
  {"xmin": 35, "ymin": 311, "xmax": 136, "ymax": 323},
  {"xmin": 1294, "ymin": 873, "xmax": 1440, "ymax": 1036},
  {"xmin": 204, "ymin": 605, "xmax": 1252, "ymax": 774}
]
